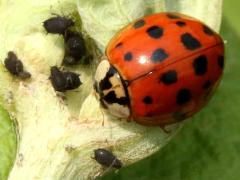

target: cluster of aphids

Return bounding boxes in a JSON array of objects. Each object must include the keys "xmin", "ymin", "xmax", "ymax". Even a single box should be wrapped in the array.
[
  {"xmin": 4, "ymin": 14, "xmax": 89, "ymax": 92},
  {"xmin": 43, "ymin": 14, "xmax": 88, "ymax": 66},
  {"xmin": 43, "ymin": 14, "xmax": 87, "ymax": 92}
]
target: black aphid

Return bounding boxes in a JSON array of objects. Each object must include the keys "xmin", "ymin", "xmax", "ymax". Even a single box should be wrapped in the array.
[
  {"xmin": 63, "ymin": 30, "xmax": 87, "ymax": 65},
  {"xmin": 4, "ymin": 51, "xmax": 31, "ymax": 79},
  {"xmin": 49, "ymin": 66, "xmax": 81, "ymax": 92},
  {"xmin": 93, "ymin": 148, "xmax": 122, "ymax": 169},
  {"xmin": 43, "ymin": 15, "xmax": 74, "ymax": 35},
  {"xmin": 64, "ymin": 71, "xmax": 82, "ymax": 90}
]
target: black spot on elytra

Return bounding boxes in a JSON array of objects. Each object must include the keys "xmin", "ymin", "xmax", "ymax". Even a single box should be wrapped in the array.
[
  {"xmin": 203, "ymin": 25, "xmax": 214, "ymax": 36},
  {"xmin": 115, "ymin": 42, "xmax": 123, "ymax": 48},
  {"xmin": 103, "ymin": 91, "xmax": 129, "ymax": 105},
  {"xmin": 151, "ymin": 48, "xmax": 168, "ymax": 63},
  {"xmin": 218, "ymin": 55, "xmax": 224, "ymax": 69},
  {"xmin": 124, "ymin": 52, "xmax": 133, "ymax": 61},
  {"xmin": 99, "ymin": 66, "xmax": 117, "ymax": 90},
  {"xmin": 160, "ymin": 70, "xmax": 178, "ymax": 85},
  {"xmin": 142, "ymin": 96, "xmax": 153, "ymax": 104},
  {"xmin": 133, "ymin": 19, "xmax": 145, "ymax": 29},
  {"xmin": 181, "ymin": 33, "xmax": 202, "ymax": 50},
  {"xmin": 176, "ymin": 88, "xmax": 192, "ymax": 105},
  {"xmin": 167, "ymin": 13, "xmax": 181, "ymax": 19},
  {"xmin": 193, "ymin": 55, "xmax": 208, "ymax": 76},
  {"xmin": 176, "ymin": 21, "xmax": 186, "ymax": 27},
  {"xmin": 203, "ymin": 80, "xmax": 211, "ymax": 89},
  {"xmin": 146, "ymin": 26, "xmax": 163, "ymax": 39}
]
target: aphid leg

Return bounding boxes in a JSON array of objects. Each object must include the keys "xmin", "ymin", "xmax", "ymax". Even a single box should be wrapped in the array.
[
  {"xmin": 126, "ymin": 115, "xmax": 133, "ymax": 122},
  {"xmin": 99, "ymin": 158, "xmax": 117, "ymax": 176},
  {"xmin": 101, "ymin": 109, "xmax": 105, "ymax": 126},
  {"xmin": 56, "ymin": 92, "xmax": 66, "ymax": 102}
]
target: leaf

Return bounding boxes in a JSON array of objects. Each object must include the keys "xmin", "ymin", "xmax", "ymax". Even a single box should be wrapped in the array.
[
  {"xmin": 224, "ymin": 0, "xmax": 240, "ymax": 35},
  {"xmin": 0, "ymin": 107, "xmax": 17, "ymax": 180}
]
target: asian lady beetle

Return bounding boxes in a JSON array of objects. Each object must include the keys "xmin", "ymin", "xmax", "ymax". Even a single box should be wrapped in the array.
[{"xmin": 94, "ymin": 12, "xmax": 224, "ymax": 126}]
